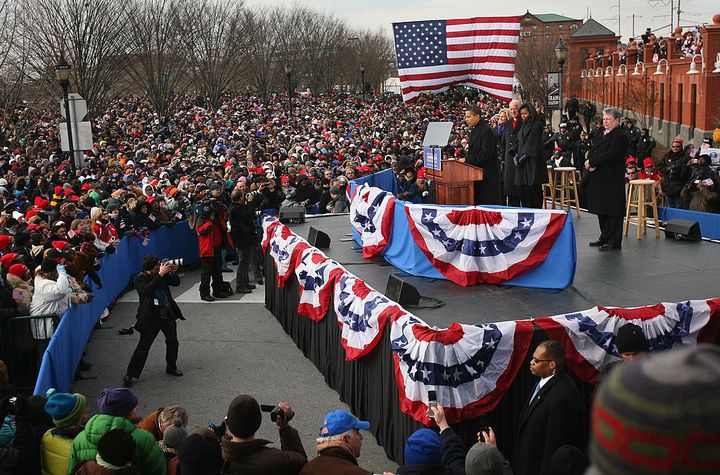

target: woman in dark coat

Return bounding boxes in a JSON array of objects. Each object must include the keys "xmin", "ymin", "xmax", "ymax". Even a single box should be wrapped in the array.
[
  {"xmin": 229, "ymin": 189, "xmax": 258, "ymax": 294},
  {"xmin": 585, "ymin": 107, "xmax": 629, "ymax": 251},
  {"xmin": 501, "ymin": 100, "xmax": 522, "ymax": 206},
  {"xmin": 514, "ymin": 103, "xmax": 546, "ymax": 208}
]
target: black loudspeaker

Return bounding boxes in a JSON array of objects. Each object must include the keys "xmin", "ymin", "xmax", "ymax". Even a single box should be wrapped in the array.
[
  {"xmin": 308, "ymin": 226, "xmax": 331, "ymax": 249},
  {"xmin": 385, "ymin": 274, "xmax": 420, "ymax": 306},
  {"xmin": 663, "ymin": 218, "xmax": 701, "ymax": 241},
  {"xmin": 279, "ymin": 207, "xmax": 305, "ymax": 224}
]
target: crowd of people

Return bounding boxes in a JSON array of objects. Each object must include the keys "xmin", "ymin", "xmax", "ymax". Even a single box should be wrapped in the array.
[{"xmin": 1, "ymin": 333, "xmax": 717, "ymax": 475}]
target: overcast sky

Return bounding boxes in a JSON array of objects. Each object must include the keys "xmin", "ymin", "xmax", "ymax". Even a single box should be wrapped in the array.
[{"xmin": 248, "ymin": 0, "xmax": 716, "ymax": 41}]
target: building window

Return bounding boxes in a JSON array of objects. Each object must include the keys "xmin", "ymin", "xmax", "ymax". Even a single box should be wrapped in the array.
[
  {"xmin": 532, "ymin": 25, "xmax": 537, "ymax": 30},
  {"xmin": 571, "ymin": 24, "xmax": 579, "ymax": 30},
  {"xmin": 545, "ymin": 34, "xmax": 551, "ymax": 40},
  {"xmin": 558, "ymin": 24, "xmax": 563, "ymax": 29},
  {"xmin": 545, "ymin": 25, "xmax": 550, "ymax": 30}
]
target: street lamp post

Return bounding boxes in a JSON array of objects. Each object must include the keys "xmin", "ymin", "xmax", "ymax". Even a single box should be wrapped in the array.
[
  {"xmin": 360, "ymin": 64, "xmax": 366, "ymax": 100},
  {"xmin": 555, "ymin": 37, "xmax": 568, "ymax": 124},
  {"xmin": 284, "ymin": 63, "xmax": 293, "ymax": 118},
  {"xmin": 55, "ymin": 54, "xmax": 76, "ymax": 175}
]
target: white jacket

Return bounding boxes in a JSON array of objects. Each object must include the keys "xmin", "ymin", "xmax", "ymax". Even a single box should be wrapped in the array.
[{"xmin": 29, "ymin": 269, "xmax": 71, "ymax": 339}]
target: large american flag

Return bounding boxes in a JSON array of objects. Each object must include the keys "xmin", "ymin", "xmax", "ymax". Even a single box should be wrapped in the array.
[{"xmin": 392, "ymin": 16, "xmax": 521, "ymax": 102}]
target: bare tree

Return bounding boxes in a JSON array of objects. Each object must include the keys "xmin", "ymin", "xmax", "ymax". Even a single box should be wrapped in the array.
[
  {"xmin": 19, "ymin": 0, "xmax": 129, "ymax": 115},
  {"xmin": 177, "ymin": 0, "xmax": 246, "ymax": 110},
  {"xmin": 241, "ymin": 6, "xmax": 287, "ymax": 103},
  {"xmin": 515, "ymin": 40, "xmax": 555, "ymax": 112},
  {"xmin": 122, "ymin": 0, "xmax": 186, "ymax": 117}
]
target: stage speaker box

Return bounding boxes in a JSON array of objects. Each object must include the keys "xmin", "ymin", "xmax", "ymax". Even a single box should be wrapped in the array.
[
  {"xmin": 308, "ymin": 226, "xmax": 331, "ymax": 249},
  {"xmin": 279, "ymin": 207, "xmax": 305, "ymax": 224},
  {"xmin": 385, "ymin": 274, "xmax": 420, "ymax": 306},
  {"xmin": 663, "ymin": 218, "xmax": 701, "ymax": 241}
]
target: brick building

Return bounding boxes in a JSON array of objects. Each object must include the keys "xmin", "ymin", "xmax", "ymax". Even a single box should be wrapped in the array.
[
  {"xmin": 570, "ymin": 14, "xmax": 720, "ymax": 147},
  {"xmin": 518, "ymin": 11, "xmax": 582, "ymax": 51}
]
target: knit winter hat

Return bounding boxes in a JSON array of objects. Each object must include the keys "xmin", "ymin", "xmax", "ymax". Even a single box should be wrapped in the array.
[
  {"xmin": 590, "ymin": 344, "xmax": 720, "ymax": 475},
  {"xmin": 163, "ymin": 419, "xmax": 188, "ymax": 449},
  {"xmin": 404, "ymin": 428, "xmax": 443, "ymax": 465},
  {"xmin": 7, "ymin": 263, "xmax": 28, "ymax": 278},
  {"xmin": 44, "ymin": 388, "xmax": 87, "ymax": 428},
  {"xmin": 465, "ymin": 442, "xmax": 505, "ymax": 475},
  {"xmin": 97, "ymin": 428, "xmax": 135, "ymax": 466},
  {"xmin": 615, "ymin": 323, "xmax": 649, "ymax": 354},
  {"xmin": 97, "ymin": 388, "xmax": 138, "ymax": 417},
  {"xmin": 0, "ymin": 235, "xmax": 11, "ymax": 250},
  {"xmin": 226, "ymin": 394, "xmax": 262, "ymax": 438},
  {"xmin": 177, "ymin": 434, "xmax": 223, "ymax": 475}
]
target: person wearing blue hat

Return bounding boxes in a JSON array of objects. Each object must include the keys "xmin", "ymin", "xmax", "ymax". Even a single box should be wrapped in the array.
[
  {"xmin": 299, "ymin": 409, "xmax": 375, "ymax": 475},
  {"xmin": 41, "ymin": 388, "xmax": 88, "ymax": 475},
  {"xmin": 395, "ymin": 403, "xmax": 466, "ymax": 475}
]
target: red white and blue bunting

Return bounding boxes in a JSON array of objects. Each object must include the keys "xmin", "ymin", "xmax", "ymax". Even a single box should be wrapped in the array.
[
  {"xmin": 295, "ymin": 247, "xmax": 344, "ymax": 321},
  {"xmin": 264, "ymin": 216, "xmax": 720, "ymax": 424},
  {"xmin": 390, "ymin": 312, "xmax": 534, "ymax": 424},
  {"xmin": 333, "ymin": 271, "xmax": 402, "ymax": 360},
  {"xmin": 534, "ymin": 299, "xmax": 720, "ymax": 384},
  {"xmin": 405, "ymin": 204, "xmax": 566, "ymax": 286},
  {"xmin": 265, "ymin": 221, "xmax": 309, "ymax": 287},
  {"xmin": 350, "ymin": 183, "xmax": 396, "ymax": 258}
]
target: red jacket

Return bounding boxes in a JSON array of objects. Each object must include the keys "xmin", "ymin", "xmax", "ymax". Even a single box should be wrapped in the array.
[{"xmin": 196, "ymin": 214, "xmax": 233, "ymax": 257}]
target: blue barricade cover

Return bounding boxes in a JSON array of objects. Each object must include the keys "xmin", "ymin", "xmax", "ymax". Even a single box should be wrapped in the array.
[
  {"xmin": 34, "ymin": 223, "xmax": 200, "ymax": 395},
  {"xmin": 658, "ymin": 207, "xmax": 720, "ymax": 240},
  {"xmin": 350, "ymin": 172, "xmax": 576, "ymax": 290},
  {"xmin": 351, "ymin": 168, "xmax": 398, "ymax": 196}
]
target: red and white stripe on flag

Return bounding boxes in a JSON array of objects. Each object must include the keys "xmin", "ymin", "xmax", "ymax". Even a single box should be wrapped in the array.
[
  {"xmin": 405, "ymin": 204, "xmax": 566, "ymax": 286},
  {"xmin": 533, "ymin": 299, "xmax": 720, "ymax": 384},
  {"xmin": 350, "ymin": 183, "xmax": 396, "ymax": 258},
  {"xmin": 390, "ymin": 312, "xmax": 534, "ymax": 424},
  {"xmin": 295, "ymin": 247, "xmax": 344, "ymax": 321},
  {"xmin": 393, "ymin": 16, "xmax": 521, "ymax": 103},
  {"xmin": 334, "ymin": 271, "xmax": 403, "ymax": 361},
  {"xmin": 266, "ymin": 223, "xmax": 310, "ymax": 287}
]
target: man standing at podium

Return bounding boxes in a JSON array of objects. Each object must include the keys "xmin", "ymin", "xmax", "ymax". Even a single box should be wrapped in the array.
[{"xmin": 461, "ymin": 104, "xmax": 500, "ymax": 205}]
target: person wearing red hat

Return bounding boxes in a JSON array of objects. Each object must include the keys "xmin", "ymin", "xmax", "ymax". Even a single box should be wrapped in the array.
[
  {"xmin": 5, "ymin": 263, "xmax": 32, "ymax": 314},
  {"xmin": 0, "ymin": 234, "xmax": 11, "ymax": 252},
  {"xmin": 0, "ymin": 253, "xmax": 19, "ymax": 270}
]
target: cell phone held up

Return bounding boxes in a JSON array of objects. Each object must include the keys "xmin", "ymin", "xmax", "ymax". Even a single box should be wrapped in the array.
[{"xmin": 427, "ymin": 390, "xmax": 437, "ymax": 418}]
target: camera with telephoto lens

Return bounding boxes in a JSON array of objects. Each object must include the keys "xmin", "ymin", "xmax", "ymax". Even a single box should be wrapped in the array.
[
  {"xmin": 161, "ymin": 258, "xmax": 184, "ymax": 267},
  {"xmin": 260, "ymin": 404, "xmax": 295, "ymax": 423}
]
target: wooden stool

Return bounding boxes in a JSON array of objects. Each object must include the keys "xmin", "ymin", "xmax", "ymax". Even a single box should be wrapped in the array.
[
  {"xmin": 554, "ymin": 167, "xmax": 580, "ymax": 216},
  {"xmin": 624, "ymin": 179, "xmax": 660, "ymax": 239},
  {"xmin": 542, "ymin": 165, "xmax": 556, "ymax": 209}
]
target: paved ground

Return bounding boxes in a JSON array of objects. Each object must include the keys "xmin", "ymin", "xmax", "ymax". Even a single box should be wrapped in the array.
[{"xmin": 73, "ymin": 266, "xmax": 397, "ymax": 473}]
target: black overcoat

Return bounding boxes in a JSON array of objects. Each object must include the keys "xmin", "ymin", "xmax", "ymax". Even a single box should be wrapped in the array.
[
  {"xmin": 513, "ymin": 371, "xmax": 585, "ymax": 475},
  {"xmin": 514, "ymin": 117, "xmax": 547, "ymax": 186},
  {"xmin": 501, "ymin": 120, "xmax": 522, "ymax": 197},
  {"xmin": 586, "ymin": 126, "xmax": 629, "ymax": 216},
  {"xmin": 466, "ymin": 121, "xmax": 501, "ymax": 205},
  {"xmin": 133, "ymin": 271, "xmax": 184, "ymax": 333}
]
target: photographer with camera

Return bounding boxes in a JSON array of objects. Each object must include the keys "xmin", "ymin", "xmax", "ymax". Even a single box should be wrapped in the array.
[
  {"xmin": 123, "ymin": 255, "xmax": 184, "ymax": 387},
  {"xmin": 220, "ymin": 394, "xmax": 307, "ymax": 475},
  {"xmin": 195, "ymin": 196, "xmax": 233, "ymax": 302}
]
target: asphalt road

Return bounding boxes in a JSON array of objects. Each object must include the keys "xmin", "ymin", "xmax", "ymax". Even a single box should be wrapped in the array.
[{"xmin": 72, "ymin": 266, "xmax": 397, "ymax": 473}]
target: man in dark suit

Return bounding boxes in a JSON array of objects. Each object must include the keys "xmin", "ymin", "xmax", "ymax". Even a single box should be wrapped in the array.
[
  {"xmin": 514, "ymin": 340, "xmax": 584, "ymax": 475},
  {"xmin": 585, "ymin": 108, "xmax": 630, "ymax": 251},
  {"xmin": 501, "ymin": 100, "xmax": 523, "ymax": 206},
  {"xmin": 462, "ymin": 104, "xmax": 500, "ymax": 205},
  {"xmin": 124, "ymin": 255, "xmax": 185, "ymax": 386}
]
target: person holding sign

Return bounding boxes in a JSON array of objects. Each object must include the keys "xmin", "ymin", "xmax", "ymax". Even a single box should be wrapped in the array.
[{"xmin": 461, "ymin": 105, "xmax": 501, "ymax": 205}]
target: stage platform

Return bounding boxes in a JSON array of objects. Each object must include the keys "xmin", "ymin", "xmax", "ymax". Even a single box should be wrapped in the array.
[
  {"xmin": 265, "ymin": 211, "xmax": 720, "ymax": 463},
  {"xmin": 289, "ymin": 212, "xmax": 720, "ymax": 326}
]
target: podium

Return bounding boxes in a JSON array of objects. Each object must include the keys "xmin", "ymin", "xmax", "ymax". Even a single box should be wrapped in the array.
[{"xmin": 427, "ymin": 160, "xmax": 484, "ymax": 205}]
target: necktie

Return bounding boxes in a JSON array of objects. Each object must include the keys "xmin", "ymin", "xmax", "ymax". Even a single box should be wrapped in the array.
[{"xmin": 528, "ymin": 381, "xmax": 540, "ymax": 405}]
